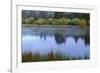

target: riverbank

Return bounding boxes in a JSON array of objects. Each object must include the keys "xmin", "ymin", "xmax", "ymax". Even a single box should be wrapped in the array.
[{"xmin": 22, "ymin": 24, "xmax": 83, "ymax": 28}]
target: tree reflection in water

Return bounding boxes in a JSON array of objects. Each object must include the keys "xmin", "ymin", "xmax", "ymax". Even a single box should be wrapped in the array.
[
  {"xmin": 40, "ymin": 33, "xmax": 46, "ymax": 40},
  {"xmin": 22, "ymin": 27, "xmax": 90, "ymax": 62},
  {"xmin": 54, "ymin": 33, "xmax": 66, "ymax": 44},
  {"xmin": 54, "ymin": 33, "xmax": 90, "ymax": 45}
]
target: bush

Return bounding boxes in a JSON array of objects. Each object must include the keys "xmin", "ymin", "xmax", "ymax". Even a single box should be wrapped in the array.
[
  {"xmin": 23, "ymin": 18, "xmax": 31, "ymax": 24},
  {"xmin": 65, "ymin": 18, "xmax": 72, "ymax": 25},
  {"xmin": 22, "ymin": 17, "xmax": 34, "ymax": 24},
  {"xmin": 52, "ymin": 18, "xmax": 71, "ymax": 25},
  {"xmin": 22, "ymin": 17, "xmax": 89, "ymax": 27},
  {"xmin": 52, "ymin": 19, "xmax": 58, "ymax": 25},
  {"xmin": 28, "ymin": 17, "xmax": 34, "ymax": 24},
  {"xmin": 45, "ymin": 18, "xmax": 54, "ymax": 25},
  {"xmin": 34, "ymin": 17, "xmax": 39, "ymax": 21},
  {"xmin": 34, "ymin": 18, "xmax": 45, "ymax": 25},
  {"xmin": 71, "ymin": 18, "xmax": 80, "ymax": 25},
  {"xmin": 79, "ymin": 19, "xmax": 87, "ymax": 28},
  {"xmin": 58, "ymin": 18, "xmax": 66, "ymax": 25}
]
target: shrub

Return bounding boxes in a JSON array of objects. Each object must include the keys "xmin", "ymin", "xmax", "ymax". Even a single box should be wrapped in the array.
[
  {"xmin": 58, "ymin": 18, "xmax": 66, "ymax": 25},
  {"xmin": 34, "ymin": 17, "xmax": 39, "ymax": 21},
  {"xmin": 28, "ymin": 17, "xmax": 34, "ymax": 24},
  {"xmin": 71, "ymin": 18, "xmax": 80, "ymax": 25},
  {"xmin": 79, "ymin": 19, "xmax": 87, "ymax": 28},
  {"xmin": 22, "ymin": 17, "xmax": 34, "ymax": 24},
  {"xmin": 65, "ymin": 18, "xmax": 72, "ymax": 25},
  {"xmin": 52, "ymin": 18, "xmax": 71, "ymax": 25},
  {"xmin": 22, "ymin": 17, "xmax": 89, "ymax": 27},
  {"xmin": 45, "ymin": 18, "xmax": 54, "ymax": 25},
  {"xmin": 34, "ymin": 18, "xmax": 45, "ymax": 25},
  {"xmin": 52, "ymin": 19, "xmax": 59, "ymax": 25},
  {"xmin": 24, "ymin": 18, "xmax": 31, "ymax": 24}
]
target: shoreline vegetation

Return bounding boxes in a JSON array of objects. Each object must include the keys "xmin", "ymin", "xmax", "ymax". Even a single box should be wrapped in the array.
[
  {"xmin": 22, "ymin": 17, "xmax": 90, "ymax": 28},
  {"xmin": 22, "ymin": 51, "xmax": 90, "ymax": 62}
]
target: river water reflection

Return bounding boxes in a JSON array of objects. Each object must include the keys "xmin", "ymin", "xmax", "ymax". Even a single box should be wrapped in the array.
[{"xmin": 22, "ymin": 26, "xmax": 90, "ymax": 60}]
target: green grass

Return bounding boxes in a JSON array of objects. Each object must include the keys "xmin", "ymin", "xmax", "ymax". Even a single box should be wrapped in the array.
[{"xmin": 22, "ymin": 51, "xmax": 90, "ymax": 62}]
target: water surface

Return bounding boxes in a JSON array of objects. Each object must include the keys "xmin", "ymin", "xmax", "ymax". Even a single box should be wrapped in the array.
[{"xmin": 22, "ymin": 26, "xmax": 90, "ymax": 60}]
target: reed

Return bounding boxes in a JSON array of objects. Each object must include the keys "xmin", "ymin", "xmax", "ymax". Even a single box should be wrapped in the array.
[{"xmin": 22, "ymin": 51, "xmax": 90, "ymax": 62}]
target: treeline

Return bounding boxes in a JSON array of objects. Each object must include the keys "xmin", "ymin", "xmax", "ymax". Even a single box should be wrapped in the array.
[
  {"xmin": 22, "ymin": 11, "xmax": 90, "ymax": 20},
  {"xmin": 22, "ymin": 11, "xmax": 90, "ymax": 27},
  {"xmin": 22, "ymin": 17, "xmax": 89, "ymax": 28}
]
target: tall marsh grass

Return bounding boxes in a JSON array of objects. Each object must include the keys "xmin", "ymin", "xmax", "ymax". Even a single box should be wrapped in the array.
[{"xmin": 22, "ymin": 51, "xmax": 90, "ymax": 62}]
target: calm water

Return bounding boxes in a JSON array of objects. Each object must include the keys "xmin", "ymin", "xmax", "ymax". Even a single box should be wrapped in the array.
[{"xmin": 22, "ymin": 26, "xmax": 90, "ymax": 59}]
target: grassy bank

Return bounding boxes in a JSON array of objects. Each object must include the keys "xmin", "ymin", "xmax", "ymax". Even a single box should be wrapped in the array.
[{"xmin": 22, "ymin": 51, "xmax": 90, "ymax": 62}]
